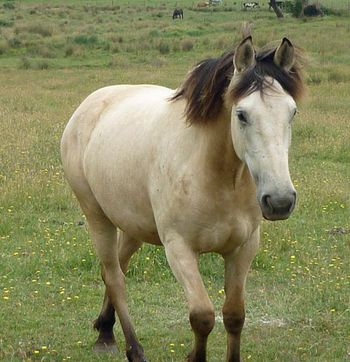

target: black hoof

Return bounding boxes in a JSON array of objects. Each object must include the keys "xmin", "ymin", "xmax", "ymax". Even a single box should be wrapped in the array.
[{"xmin": 126, "ymin": 345, "xmax": 147, "ymax": 362}]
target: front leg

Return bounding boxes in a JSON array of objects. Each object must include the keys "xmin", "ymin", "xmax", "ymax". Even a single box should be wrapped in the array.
[
  {"xmin": 164, "ymin": 236, "xmax": 215, "ymax": 362},
  {"xmin": 222, "ymin": 229, "xmax": 259, "ymax": 362}
]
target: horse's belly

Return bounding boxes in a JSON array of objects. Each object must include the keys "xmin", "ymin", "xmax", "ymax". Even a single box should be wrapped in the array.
[
  {"xmin": 83, "ymin": 126, "xmax": 161, "ymax": 244},
  {"xmin": 85, "ymin": 167, "xmax": 161, "ymax": 244}
]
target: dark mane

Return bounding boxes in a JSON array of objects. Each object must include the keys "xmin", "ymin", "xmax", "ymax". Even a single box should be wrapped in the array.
[{"xmin": 171, "ymin": 43, "xmax": 306, "ymax": 124}]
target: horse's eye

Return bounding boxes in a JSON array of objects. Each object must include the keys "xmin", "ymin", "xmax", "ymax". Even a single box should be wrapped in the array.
[
  {"xmin": 291, "ymin": 108, "xmax": 298, "ymax": 122},
  {"xmin": 236, "ymin": 111, "xmax": 248, "ymax": 125}
]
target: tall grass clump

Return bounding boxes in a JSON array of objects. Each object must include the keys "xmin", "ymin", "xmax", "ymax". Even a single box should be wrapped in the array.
[
  {"xmin": 181, "ymin": 39, "xmax": 194, "ymax": 51},
  {"xmin": 15, "ymin": 24, "xmax": 54, "ymax": 37},
  {"xmin": 3, "ymin": 1, "xmax": 15, "ymax": 10},
  {"xmin": 0, "ymin": 18, "xmax": 13, "ymax": 27},
  {"xmin": 158, "ymin": 41, "xmax": 170, "ymax": 54},
  {"xmin": 73, "ymin": 34, "xmax": 98, "ymax": 46}
]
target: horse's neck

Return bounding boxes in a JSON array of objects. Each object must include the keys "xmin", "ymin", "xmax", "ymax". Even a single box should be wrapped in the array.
[{"xmin": 189, "ymin": 114, "xmax": 247, "ymax": 188}]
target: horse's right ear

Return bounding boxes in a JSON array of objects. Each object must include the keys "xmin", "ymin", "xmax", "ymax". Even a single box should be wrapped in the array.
[
  {"xmin": 274, "ymin": 37, "xmax": 295, "ymax": 72},
  {"xmin": 233, "ymin": 36, "xmax": 256, "ymax": 74}
]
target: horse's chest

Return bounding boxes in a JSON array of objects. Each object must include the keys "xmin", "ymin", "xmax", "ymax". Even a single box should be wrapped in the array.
[
  {"xmin": 193, "ymin": 208, "xmax": 258, "ymax": 253},
  {"xmin": 154, "ymin": 182, "xmax": 260, "ymax": 253}
]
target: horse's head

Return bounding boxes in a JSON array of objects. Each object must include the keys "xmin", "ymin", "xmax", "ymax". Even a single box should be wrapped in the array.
[{"xmin": 229, "ymin": 36, "xmax": 301, "ymax": 221}]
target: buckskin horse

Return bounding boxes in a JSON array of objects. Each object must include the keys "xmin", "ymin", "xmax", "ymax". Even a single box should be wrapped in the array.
[{"xmin": 61, "ymin": 28, "xmax": 305, "ymax": 362}]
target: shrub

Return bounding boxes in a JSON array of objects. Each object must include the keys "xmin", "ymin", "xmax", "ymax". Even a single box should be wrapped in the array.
[
  {"xmin": 303, "ymin": 4, "xmax": 323, "ymax": 17},
  {"xmin": 181, "ymin": 39, "xmax": 194, "ymax": 52},
  {"xmin": 64, "ymin": 44, "xmax": 74, "ymax": 57},
  {"xmin": 74, "ymin": 34, "xmax": 98, "ymax": 46},
  {"xmin": 0, "ymin": 18, "xmax": 13, "ymax": 27},
  {"xmin": 289, "ymin": 1, "xmax": 328, "ymax": 18},
  {"xmin": 158, "ymin": 41, "xmax": 170, "ymax": 54},
  {"xmin": 290, "ymin": 0, "xmax": 303, "ymax": 17},
  {"xmin": 3, "ymin": 2, "xmax": 15, "ymax": 10}
]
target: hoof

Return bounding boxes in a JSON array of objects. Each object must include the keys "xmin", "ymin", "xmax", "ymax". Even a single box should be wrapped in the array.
[
  {"xmin": 186, "ymin": 351, "xmax": 206, "ymax": 362},
  {"xmin": 126, "ymin": 345, "xmax": 147, "ymax": 362},
  {"xmin": 93, "ymin": 341, "xmax": 118, "ymax": 354}
]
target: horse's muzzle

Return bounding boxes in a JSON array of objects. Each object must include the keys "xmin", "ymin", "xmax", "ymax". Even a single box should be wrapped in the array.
[{"xmin": 260, "ymin": 191, "xmax": 296, "ymax": 221}]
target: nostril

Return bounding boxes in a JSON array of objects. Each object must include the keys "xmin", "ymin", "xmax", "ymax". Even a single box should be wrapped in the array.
[
  {"xmin": 261, "ymin": 192, "xmax": 296, "ymax": 218},
  {"xmin": 261, "ymin": 194, "xmax": 273, "ymax": 212}
]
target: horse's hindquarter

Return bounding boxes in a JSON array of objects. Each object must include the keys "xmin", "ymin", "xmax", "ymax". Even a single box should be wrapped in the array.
[{"xmin": 60, "ymin": 85, "xmax": 172, "ymax": 243}]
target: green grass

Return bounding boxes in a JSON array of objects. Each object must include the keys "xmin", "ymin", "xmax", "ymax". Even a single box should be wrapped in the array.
[
  {"xmin": 321, "ymin": 0, "xmax": 350, "ymax": 10},
  {"xmin": 0, "ymin": 1, "xmax": 349, "ymax": 361}
]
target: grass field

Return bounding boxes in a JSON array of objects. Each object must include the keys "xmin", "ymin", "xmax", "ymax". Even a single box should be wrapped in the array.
[{"xmin": 0, "ymin": 1, "xmax": 349, "ymax": 361}]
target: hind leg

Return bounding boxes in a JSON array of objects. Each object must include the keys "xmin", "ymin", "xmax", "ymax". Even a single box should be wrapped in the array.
[
  {"xmin": 93, "ymin": 289, "xmax": 117, "ymax": 353},
  {"xmin": 94, "ymin": 230, "xmax": 142, "ymax": 354},
  {"xmin": 82, "ymin": 204, "xmax": 145, "ymax": 361}
]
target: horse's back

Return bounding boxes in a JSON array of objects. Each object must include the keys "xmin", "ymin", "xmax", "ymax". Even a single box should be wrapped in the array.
[{"xmin": 62, "ymin": 84, "xmax": 173, "ymax": 150}]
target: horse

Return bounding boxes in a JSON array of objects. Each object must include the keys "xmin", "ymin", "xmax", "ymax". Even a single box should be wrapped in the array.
[
  {"xmin": 61, "ymin": 30, "xmax": 306, "ymax": 362},
  {"xmin": 197, "ymin": 1, "xmax": 210, "ymax": 8},
  {"xmin": 172, "ymin": 8, "xmax": 183, "ymax": 19},
  {"xmin": 243, "ymin": 2, "xmax": 260, "ymax": 10}
]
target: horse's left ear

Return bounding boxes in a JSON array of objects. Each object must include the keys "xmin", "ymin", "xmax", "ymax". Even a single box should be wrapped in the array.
[
  {"xmin": 234, "ymin": 36, "xmax": 256, "ymax": 74},
  {"xmin": 274, "ymin": 38, "xmax": 295, "ymax": 72}
]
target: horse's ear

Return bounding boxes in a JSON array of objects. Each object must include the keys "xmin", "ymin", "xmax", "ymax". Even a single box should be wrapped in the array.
[
  {"xmin": 274, "ymin": 38, "xmax": 295, "ymax": 72},
  {"xmin": 233, "ymin": 36, "xmax": 255, "ymax": 74}
]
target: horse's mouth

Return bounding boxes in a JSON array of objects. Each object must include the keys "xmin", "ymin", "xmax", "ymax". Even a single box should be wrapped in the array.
[{"xmin": 262, "ymin": 211, "xmax": 292, "ymax": 221}]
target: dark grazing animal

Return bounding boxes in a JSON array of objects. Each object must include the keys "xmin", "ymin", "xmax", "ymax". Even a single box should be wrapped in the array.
[{"xmin": 172, "ymin": 8, "xmax": 183, "ymax": 19}]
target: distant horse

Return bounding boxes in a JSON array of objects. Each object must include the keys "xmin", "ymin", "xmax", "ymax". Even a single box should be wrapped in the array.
[
  {"xmin": 197, "ymin": 1, "xmax": 210, "ymax": 8},
  {"xmin": 61, "ymin": 30, "xmax": 305, "ymax": 362},
  {"xmin": 172, "ymin": 8, "xmax": 183, "ymax": 19},
  {"xmin": 243, "ymin": 1, "xmax": 260, "ymax": 9}
]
